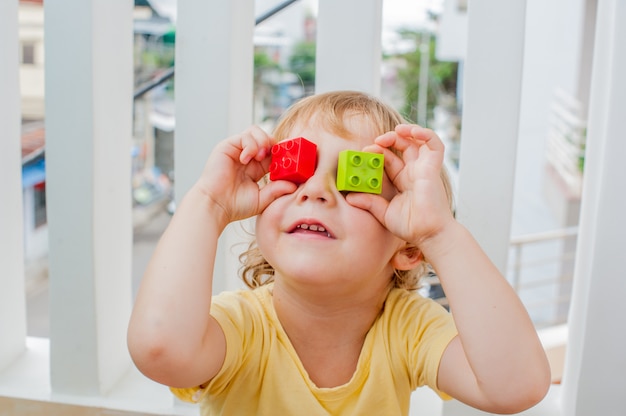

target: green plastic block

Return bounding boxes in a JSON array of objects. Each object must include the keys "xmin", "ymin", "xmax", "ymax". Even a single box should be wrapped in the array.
[{"xmin": 336, "ymin": 150, "xmax": 384, "ymax": 194}]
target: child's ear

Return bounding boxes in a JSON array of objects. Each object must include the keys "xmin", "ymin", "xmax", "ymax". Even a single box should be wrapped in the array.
[{"xmin": 391, "ymin": 244, "xmax": 424, "ymax": 271}]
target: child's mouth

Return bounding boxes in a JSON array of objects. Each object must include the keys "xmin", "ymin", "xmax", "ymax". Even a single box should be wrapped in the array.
[{"xmin": 292, "ymin": 223, "xmax": 333, "ymax": 238}]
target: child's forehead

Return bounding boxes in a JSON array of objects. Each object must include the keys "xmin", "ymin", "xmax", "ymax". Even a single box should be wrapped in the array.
[{"xmin": 282, "ymin": 112, "xmax": 381, "ymax": 142}]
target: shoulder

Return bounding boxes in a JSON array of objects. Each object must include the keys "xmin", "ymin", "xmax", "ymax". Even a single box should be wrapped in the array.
[
  {"xmin": 381, "ymin": 288, "xmax": 456, "ymax": 340},
  {"xmin": 381, "ymin": 289, "xmax": 457, "ymax": 394},
  {"xmin": 384, "ymin": 288, "xmax": 449, "ymax": 318},
  {"xmin": 211, "ymin": 285, "xmax": 273, "ymax": 328}
]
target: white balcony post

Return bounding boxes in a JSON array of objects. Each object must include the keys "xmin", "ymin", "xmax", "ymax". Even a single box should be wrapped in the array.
[
  {"xmin": 561, "ymin": 1, "xmax": 626, "ymax": 413},
  {"xmin": 175, "ymin": 0, "xmax": 255, "ymax": 293},
  {"xmin": 315, "ymin": 0, "xmax": 383, "ymax": 95},
  {"xmin": 45, "ymin": 0, "xmax": 133, "ymax": 395},
  {"xmin": 0, "ymin": 0, "xmax": 27, "ymax": 371},
  {"xmin": 454, "ymin": 0, "xmax": 527, "ymax": 273}
]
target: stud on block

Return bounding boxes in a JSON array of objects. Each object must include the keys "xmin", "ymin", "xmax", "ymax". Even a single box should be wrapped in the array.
[
  {"xmin": 336, "ymin": 150, "xmax": 384, "ymax": 194},
  {"xmin": 269, "ymin": 137, "xmax": 317, "ymax": 184}
]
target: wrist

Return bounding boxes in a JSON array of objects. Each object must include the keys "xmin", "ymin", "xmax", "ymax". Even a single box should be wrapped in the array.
[
  {"xmin": 415, "ymin": 220, "xmax": 465, "ymax": 261},
  {"xmin": 179, "ymin": 184, "xmax": 231, "ymax": 232}
]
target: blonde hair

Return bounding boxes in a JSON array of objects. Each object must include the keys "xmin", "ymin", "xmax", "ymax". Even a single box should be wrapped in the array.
[{"xmin": 239, "ymin": 91, "xmax": 454, "ymax": 290}]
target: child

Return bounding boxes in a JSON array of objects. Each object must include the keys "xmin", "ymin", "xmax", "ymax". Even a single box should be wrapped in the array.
[{"xmin": 128, "ymin": 91, "xmax": 550, "ymax": 415}]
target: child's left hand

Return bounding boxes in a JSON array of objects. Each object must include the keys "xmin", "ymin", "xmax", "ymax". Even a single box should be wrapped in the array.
[
  {"xmin": 346, "ymin": 124, "xmax": 454, "ymax": 247},
  {"xmin": 351, "ymin": 124, "xmax": 552, "ymax": 412}
]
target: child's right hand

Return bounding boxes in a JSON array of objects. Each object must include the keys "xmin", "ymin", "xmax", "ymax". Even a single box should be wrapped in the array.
[{"xmin": 193, "ymin": 125, "xmax": 297, "ymax": 225}]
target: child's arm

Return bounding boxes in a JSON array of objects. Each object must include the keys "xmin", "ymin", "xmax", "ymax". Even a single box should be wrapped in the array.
[
  {"xmin": 422, "ymin": 222, "xmax": 551, "ymax": 413},
  {"xmin": 127, "ymin": 126, "xmax": 296, "ymax": 389},
  {"xmin": 348, "ymin": 124, "xmax": 551, "ymax": 413}
]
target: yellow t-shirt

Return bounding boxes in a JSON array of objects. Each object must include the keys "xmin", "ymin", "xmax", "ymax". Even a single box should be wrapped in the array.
[{"xmin": 172, "ymin": 284, "xmax": 457, "ymax": 415}]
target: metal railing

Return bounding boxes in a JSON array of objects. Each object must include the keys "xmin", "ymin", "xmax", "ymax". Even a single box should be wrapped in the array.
[
  {"xmin": 133, "ymin": 0, "xmax": 301, "ymax": 100},
  {"xmin": 508, "ymin": 226, "xmax": 579, "ymax": 328},
  {"xmin": 422, "ymin": 226, "xmax": 578, "ymax": 329}
]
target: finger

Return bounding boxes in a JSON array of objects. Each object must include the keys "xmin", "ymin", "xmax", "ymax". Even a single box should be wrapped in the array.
[
  {"xmin": 373, "ymin": 132, "xmax": 421, "ymax": 164},
  {"xmin": 394, "ymin": 124, "xmax": 445, "ymax": 152},
  {"xmin": 239, "ymin": 126, "xmax": 274, "ymax": 164},
  {"xmin": 372, "ymin": 131, "xmax": 400, "ymax": 148},
  {"xmin": 359, "ymin": 143, "xmax": 406, "ymax": 186},
  {"xmin": 376, "ymin": 125, "xmax": 441, "ymax": 153},
  {"xmin": 245, "ymin": 160, "xmax": 271, "ymax": 183},
  {"xmin": 248, "ymin": 125, "xmax": 275, "ymax": 161},
  {"xmin": 221, "ymin": 131, "xmax": 255, "ymax": 165},
  {"xmin": 345, "ymin": 192, "xmax": 389, "ymax": 227},
  {"xmin": 381, "ymin": 146, "xmax": 406, "ymax": 185},
  {"xmin": 376, "ymin": 127, "xmax": 445, "ymax": 173}
]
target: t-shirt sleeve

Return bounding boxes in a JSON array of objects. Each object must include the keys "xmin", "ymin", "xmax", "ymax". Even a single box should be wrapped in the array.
[{"xmin": 391, "ymin": 291, "xmax": 458, "ymax": 400}]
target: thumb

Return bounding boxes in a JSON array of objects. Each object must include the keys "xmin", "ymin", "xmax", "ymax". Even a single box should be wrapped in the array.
[
  {"xmin": 258, "ymin": 180, "xmax": 297, "ymax": 211},
  {"xmin": 345, "ymin": 193, "xmax": 389, "ymax": 227}
]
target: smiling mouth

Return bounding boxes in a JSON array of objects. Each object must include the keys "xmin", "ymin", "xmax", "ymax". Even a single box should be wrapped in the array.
[{"xmin": 292, "ymin": 223, "xmax": 333, "ymax": 238}]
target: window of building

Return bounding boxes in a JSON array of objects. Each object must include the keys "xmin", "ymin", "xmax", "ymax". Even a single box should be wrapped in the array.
[
  {"xmin": 22, "ymin": 42, "xmax": 36, "ymax": 65},
  {"xmin": 33, "ymin": 182, "xmax": 47, "ymax": 228}
]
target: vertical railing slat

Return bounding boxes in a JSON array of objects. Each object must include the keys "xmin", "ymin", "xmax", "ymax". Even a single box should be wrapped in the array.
[
  {"xmin": 45, "ymin": 0, "xmax": 133, "ymax": 395},
  {"xmin": 454, "ymin": 0, "xmax": 527, "ymax": 273},
  {"xmin": 0, "ymin": 0, "xmax": 27, "ymax": 371},
  {"xmin": 175, "ymin": 0, "xmax": 255, "ymax": 294},
  {"xmin": 315, "ymin": 0, "xmax": 383, "ymax": 95},
  {"xmin": 562, "ymin": 0, "xmax": 626, "ymax": 413}
]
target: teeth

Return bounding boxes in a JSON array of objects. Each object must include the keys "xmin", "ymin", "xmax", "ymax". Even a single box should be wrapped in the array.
[{"xmin": 297, "ymin": 224, "xmax": 327, "ymax": 233}]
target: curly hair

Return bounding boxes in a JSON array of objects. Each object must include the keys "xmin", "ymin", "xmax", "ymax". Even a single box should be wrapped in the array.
[{"xmin": 239, "ymin": 91, "xmax": 454, "ymax": 291}]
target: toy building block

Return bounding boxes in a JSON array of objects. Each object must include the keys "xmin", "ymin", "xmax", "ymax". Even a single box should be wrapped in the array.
[
  {"xmin": 336, "ymin": 150, "xmax": 384, "ymax": 194},
  {"xmin": 269, "ymin": 137, "xmax": 317, "ymax": 184}
]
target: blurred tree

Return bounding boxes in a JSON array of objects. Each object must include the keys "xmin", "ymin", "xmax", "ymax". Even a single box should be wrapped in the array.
[
  {"xmin": 396, "ymin": 29, "xmax": 458, "ymax": 125},
  {"xmin": 289, "ymin": 41, "xmax": 316, "ymax": 88},
  {"xmin": 254, "ymin": 49, "xmax": 280, "ymax": 72},
  {"xmin": 253, "ymin": 49, "xmax": 283, "ymax": 123}
]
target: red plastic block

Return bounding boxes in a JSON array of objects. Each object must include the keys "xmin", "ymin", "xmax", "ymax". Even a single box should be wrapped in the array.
[{"xmin": 269, "ymin": 137, "xmax": 317, "ymax": 184}]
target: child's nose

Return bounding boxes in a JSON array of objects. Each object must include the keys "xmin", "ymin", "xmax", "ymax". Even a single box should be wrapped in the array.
[{"xmin": 296, "ymin": 168, "xmax": 337, "ymax": 205}]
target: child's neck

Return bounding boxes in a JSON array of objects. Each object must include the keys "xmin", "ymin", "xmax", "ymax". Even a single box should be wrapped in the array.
[{"xmin": 271, "ymin": 280, "xmax": 390, "ymax": 388}]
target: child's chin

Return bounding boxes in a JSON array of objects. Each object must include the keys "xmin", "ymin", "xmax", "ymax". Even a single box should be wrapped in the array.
[{"xmin": 276, "ymin": 269, "xmax": 339, "ymax": 285}]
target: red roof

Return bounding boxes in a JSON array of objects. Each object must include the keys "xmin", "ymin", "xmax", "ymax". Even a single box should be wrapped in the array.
[
  {"xmin": 21, "ymin": 127, "xmax": 45, "ymax": 160},
  {"xmin": 20, "ymin": 0, "xmax": 43, "ymax": 4}
]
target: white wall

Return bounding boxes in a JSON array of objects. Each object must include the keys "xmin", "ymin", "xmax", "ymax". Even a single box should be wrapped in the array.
[
  {"xmin": 519, "ymin": 0, "xmax": 589, "ymax": 137},
  {"xmin": 436, "ymin": 0, "xmax": 468, "ymax": 61},
  {"xmin": 438, "ymin": 0, "xmax": 594, "ymax": 236}
]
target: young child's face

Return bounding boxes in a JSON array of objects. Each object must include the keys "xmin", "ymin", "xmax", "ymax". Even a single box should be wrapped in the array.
[{"xmin": 256, "ymin": 114, "xmax": 406, "ymax": 294}]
